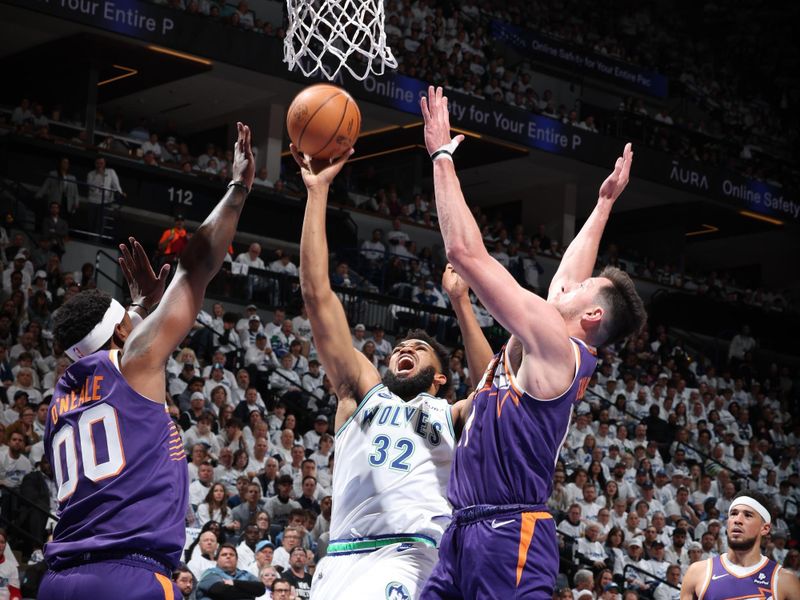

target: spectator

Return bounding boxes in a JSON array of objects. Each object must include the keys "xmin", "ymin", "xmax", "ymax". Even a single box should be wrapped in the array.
[
  {"xmin": 269, "ymin": 579, "xmax": 292, "ymax": 600},
  {"xmin": 0, "ymin": 530, "xmax": 20, "ymax": 600},
  {"xmin": 253, "ymin": 167, "xmax": 273, "ymax": 188},
  {"xmin": 232, "ymin": 483, "xmax": 265, "ymax": 528},
  {"xmin": 282, "ymin": 545, "xmax": 312, "ymax": 598},
  {"xmin": 196, "ymin": 544, "xmax": 264, "ymax": 600},
  {"xmin": 264, "ymin": 475, "xmax": 301, "ymax": 528},
  {"xmin": 728, "ymin": 325, "xmax": 756, "ymax": 364},
  {"xmin": 653, "ymin": 563, "xmax": 681, "ymax": 600},
  {"xmin": 35, "ymin": 158, "xmax": 78, "ymax": 215},
  {"xmin": 197, "ymin": 483, "xmax": 237, "ymax": 532},
  {"xmin": 141, "ymin": 132, "xmax": 163, "ymax": 160},
  {"xmin": 40, "ymin": 202, "xmax": 70, "ymax": 253},
  {"xmin": 173, "ymin": 566, "xmax": 197, "ymax": 600},
  {"xmin": 157, "ymin": 215, "xmax": 189, "ymax": 265},
  {"xmin": 86, "ymin": 156, "xmax": 124, "ymax": 226}
]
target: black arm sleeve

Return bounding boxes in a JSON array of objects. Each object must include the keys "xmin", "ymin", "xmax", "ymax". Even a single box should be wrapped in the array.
[{"xmin": 206, "ymin": 580, "xmax": 265, "ymax": 599}]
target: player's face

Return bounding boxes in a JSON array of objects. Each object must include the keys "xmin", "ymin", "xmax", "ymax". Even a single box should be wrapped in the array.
[
  {"xmin": 551, "ymin": 277, "xmax": 610, "ymax": 322},
  {"xmin": 388, "ymin": 339, "xmax": 437, "ymax": 378},
  {"xmin": 727, "ymin": 503, "xmax": 769, "ymax": 551},
  {"xmin": 383, "ymin": 339, "xmax": 444, "ymax": 399}
]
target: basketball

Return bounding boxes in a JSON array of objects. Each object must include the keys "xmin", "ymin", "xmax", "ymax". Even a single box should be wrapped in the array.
[{"xmin": 286, "ymin": 83, "xmax": 361, "ymax": 160}]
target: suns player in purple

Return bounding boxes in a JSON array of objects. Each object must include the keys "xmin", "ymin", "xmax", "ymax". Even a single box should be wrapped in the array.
[
  {"xmin": 681, "ymin": 491, "xmax": 800, "ymax": 600},
  {"xmin": 38, "ymin": 122, "xmax": 255, "ymax": 600},
  {"xmin": 419, "ymin": 86, "xmax": 647, "ymax": 599}
]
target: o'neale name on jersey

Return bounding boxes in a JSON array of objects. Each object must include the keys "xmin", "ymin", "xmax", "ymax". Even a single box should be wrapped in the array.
[
  {"xmin": 361, "ymin": 404, "xmax": 444, "ymax": 446},
  {"xmin": 49, "ymin": 375, "xmax": 105, "ymax": 425}
]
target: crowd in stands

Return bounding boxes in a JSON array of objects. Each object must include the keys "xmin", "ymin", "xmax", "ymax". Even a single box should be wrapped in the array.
[
  {"xmin": 144, "ymin": 0, "xmax": 799, "ymax": 189},
  {"xmin": 0, "ymin": 177, "xmax": 798, "ymax": 599}
]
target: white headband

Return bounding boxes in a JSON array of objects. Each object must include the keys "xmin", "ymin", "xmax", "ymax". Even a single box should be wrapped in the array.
[
  {"xmin": 730, "ymin": 496, "xmax": 771, "ymax": 524},
  {"xmin": 65, "ymin": 299, "xmax": 126, "ymax": 362}
]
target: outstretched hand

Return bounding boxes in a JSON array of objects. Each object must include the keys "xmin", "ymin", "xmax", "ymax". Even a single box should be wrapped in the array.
[
  {"xmin": 598, "ymin": 142, "xmax": 633, "ymax": 206},
  {"xmin": 118, "ymin": 237, "xmax": 170, "ymax": 309},
  {"xmin": 441, "ymin": 263, "xmax": 469, "ymax": 300},
  {"xmin": 289, "ymin": 144, "xmax": 353, "ymax": 191},
  {"xmin": 232, "ymin": 122, "xmax": 255, "ymax": 191},
  {"xmin": 420, "ymin": 86, "xmax": 465, "ymax": 156}
]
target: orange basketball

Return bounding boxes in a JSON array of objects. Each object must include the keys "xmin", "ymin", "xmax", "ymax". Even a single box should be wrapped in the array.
[{"xmin": 286, "ymin": 83, "xmax": 361, "ymax": 160}]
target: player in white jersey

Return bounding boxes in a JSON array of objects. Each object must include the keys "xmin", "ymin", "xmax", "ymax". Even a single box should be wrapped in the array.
[{"xmin": 293, "ymin": 147, "xmax": 490, "ymax": 599}]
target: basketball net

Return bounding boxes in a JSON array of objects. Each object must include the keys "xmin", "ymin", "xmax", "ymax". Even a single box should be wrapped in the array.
[{"xmin": 284, "ymin": 0, "xmax": 398, "ymax": 81}]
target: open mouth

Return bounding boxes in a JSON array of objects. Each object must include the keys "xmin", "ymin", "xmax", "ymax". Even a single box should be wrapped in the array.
[{"xmin": 397, "ymin": 355, "xmax": 415, "ymax": 375}]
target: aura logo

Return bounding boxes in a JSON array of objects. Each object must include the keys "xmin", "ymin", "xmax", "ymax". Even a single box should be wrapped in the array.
[{"xmin": 386, "ymin": 581, "xmax": 411, "ymax": 600}]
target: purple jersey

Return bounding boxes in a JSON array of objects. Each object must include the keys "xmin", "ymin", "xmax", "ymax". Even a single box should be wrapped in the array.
[
  {"xmin": 699, "ymin": 555, "xmax": 780, "ymax": 600},
  {"xmin": 44, "ymin": 349, "xmax": 188, "ymax": 570},
  {"xmin": 448, "ymin": 338, "xmax": 597, "ymax": 508}
]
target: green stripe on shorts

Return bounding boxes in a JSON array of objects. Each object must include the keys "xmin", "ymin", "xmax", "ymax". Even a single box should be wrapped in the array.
[{"xmin": 327, "ymin": 535, "xmax": 437, "ymax": 555}]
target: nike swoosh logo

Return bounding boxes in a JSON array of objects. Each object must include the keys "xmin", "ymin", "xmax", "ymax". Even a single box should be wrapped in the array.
[
  {"xmin": 711, "ymin": 574, "xmax": 729, "ymax": 580},
  {"xmin": 491, "ymin": 519, "xmax": 515, "ymax": 529}
]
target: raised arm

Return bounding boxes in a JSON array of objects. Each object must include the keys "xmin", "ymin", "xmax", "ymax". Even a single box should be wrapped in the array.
[
  {"xmin": 442, "ymin": 263, "xmax": 494, "ymax": 432},
  {"xmin": 292, "ymin": 145, "xmax": 381, "ymax": 432},
  {"xmin": 421, "ymin": 87, "xmax": 574, "ymax": 376},
  {"xmin": 442, "ymin": 264, "xmax": 493, "ymax": 389},
  {"xmin": 120, "ymin": 122, "xmax": 255, "ymax": 401},
  {"xmin": 548, "ymin": 143, "xmax": 632, "ymax": 301}
]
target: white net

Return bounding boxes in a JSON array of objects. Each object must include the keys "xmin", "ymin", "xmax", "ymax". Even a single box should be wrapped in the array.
[{"xmin": 284, "ymin": 0, "xmax": 398, "ymax": 81}]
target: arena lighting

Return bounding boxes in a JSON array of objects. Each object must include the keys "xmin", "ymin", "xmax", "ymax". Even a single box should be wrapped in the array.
[
  {"xmin": 738, "ymin": 210, "xmax": 784, "ymax": 226},
  {"xmin": 346, "ymin": 144, "xmax": 422, "ymax": 163},
  {"xmin": 685, "ymin": 223, "xmax": 719, "ymax": 237},
  {"xmin": 97, "ymin": 64, "xmax": 138, "ymax": 87},
  {"xmin": 400, "ymin": 121, "xmax": 483, "ymax": 140},
  {"xmin": 146, "ymin": 45, "xmax": 213, "ymax": 65}
]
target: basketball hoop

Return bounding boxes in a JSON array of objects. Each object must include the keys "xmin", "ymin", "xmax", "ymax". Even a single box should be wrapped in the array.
[{"xmin": 284, "ymin": 0, "xmax": 398, "ymax": 81}]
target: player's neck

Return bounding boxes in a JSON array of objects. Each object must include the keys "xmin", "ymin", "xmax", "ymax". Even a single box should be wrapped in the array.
[{"xmin": 725, "ymin": 546, "xmax": 764, "ymax": 568}]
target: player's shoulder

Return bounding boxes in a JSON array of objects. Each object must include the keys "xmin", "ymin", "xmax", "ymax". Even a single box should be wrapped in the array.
[
  {"xmin": 683, "ymin": 558, "xmax": 710, "ymax": 586},
  {"xmin": 778, "ymin": 565, "xmax": 800, "ymax": 597}
]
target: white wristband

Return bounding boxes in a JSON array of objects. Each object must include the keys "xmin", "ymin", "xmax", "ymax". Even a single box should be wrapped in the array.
[{"xmin": 431, "ymin": 138, "xmax": 462, "ymax": 162}]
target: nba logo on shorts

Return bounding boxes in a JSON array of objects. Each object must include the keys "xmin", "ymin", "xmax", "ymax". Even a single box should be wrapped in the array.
[{"xmin": 385, "ymin": 582, "xmax": 410, "ymax": 600}]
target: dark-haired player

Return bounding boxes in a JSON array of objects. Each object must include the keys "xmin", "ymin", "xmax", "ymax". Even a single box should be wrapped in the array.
[
  {"xmin": 420, "ymin": 86, "xmax": 647, "ymax": 599},
  {"xmin": 290, "ymin": 146, "xmax": 489, "ymax": 599},
  {"xmin": 680, "ymin": 490, "xmax": 800, "ymax": 600},
  {"xmin": 38, "ymin": 122, "xmax": 255, "ymax": 600}
]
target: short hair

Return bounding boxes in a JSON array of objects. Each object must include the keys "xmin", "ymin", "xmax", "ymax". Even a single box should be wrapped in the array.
[
  {"xmin": 172, "ymin": 566, "xmax": 194, "ymax": 582},
  {"xmin": 597, "ymin": 266, "xmax": 647, "ymax": 344},
  {"xmin": 574, "ymin": 569, "xmax": 594, "ymax": 586},
  {"xmin": 396, "ymin": 328, "xmax": 452, "ymax": 397},
  {"xmin": 52, "ymin": 289, "xmax": 113, "ymax": 351},
  {"xmin": 216, "ymin": 543, "xmax": 237, "ymax": 558}
]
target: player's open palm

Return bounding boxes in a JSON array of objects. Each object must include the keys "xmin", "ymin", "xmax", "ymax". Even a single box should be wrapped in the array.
[
  {"xmin": 442, "ymin": 263, "xmax": 469, "ymax": 300},
  {"xmin": 421, "ymin": 85, "xmax": 464, "ymax": 156},
  {"xmin": 289, "ymin": 143, "xmax": 353, "ymax": 190},
  {"xmin": 598, "ymin": 142, "xmax": 633, "ymax": 206},
  {"xmin": 119, "ymin": 236, "xmax": 170, "ymax": 307},
  {"xmin": 232, "ymin": 121, "xmax": 256, "ymax": 191}
]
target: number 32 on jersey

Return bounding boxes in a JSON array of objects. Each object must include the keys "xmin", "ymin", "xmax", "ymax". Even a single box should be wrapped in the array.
[{"xmin": 368, "ymin": 435, "xmax": 415, "ymax": 472}]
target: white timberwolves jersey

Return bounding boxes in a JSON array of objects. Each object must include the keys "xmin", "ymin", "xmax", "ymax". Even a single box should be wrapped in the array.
[{"xmin": 331, "ymin": 383, "xmax": 455, "ymax": 544}]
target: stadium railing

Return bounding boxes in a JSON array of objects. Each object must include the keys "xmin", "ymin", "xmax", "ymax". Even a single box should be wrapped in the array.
[
  {"xmin": 582, "ymin": 387, "xmax": 762, "ymax": 487},
  {"xmin": 623, "ymin": 563, "xmax": 679, "ymax": 598}
]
